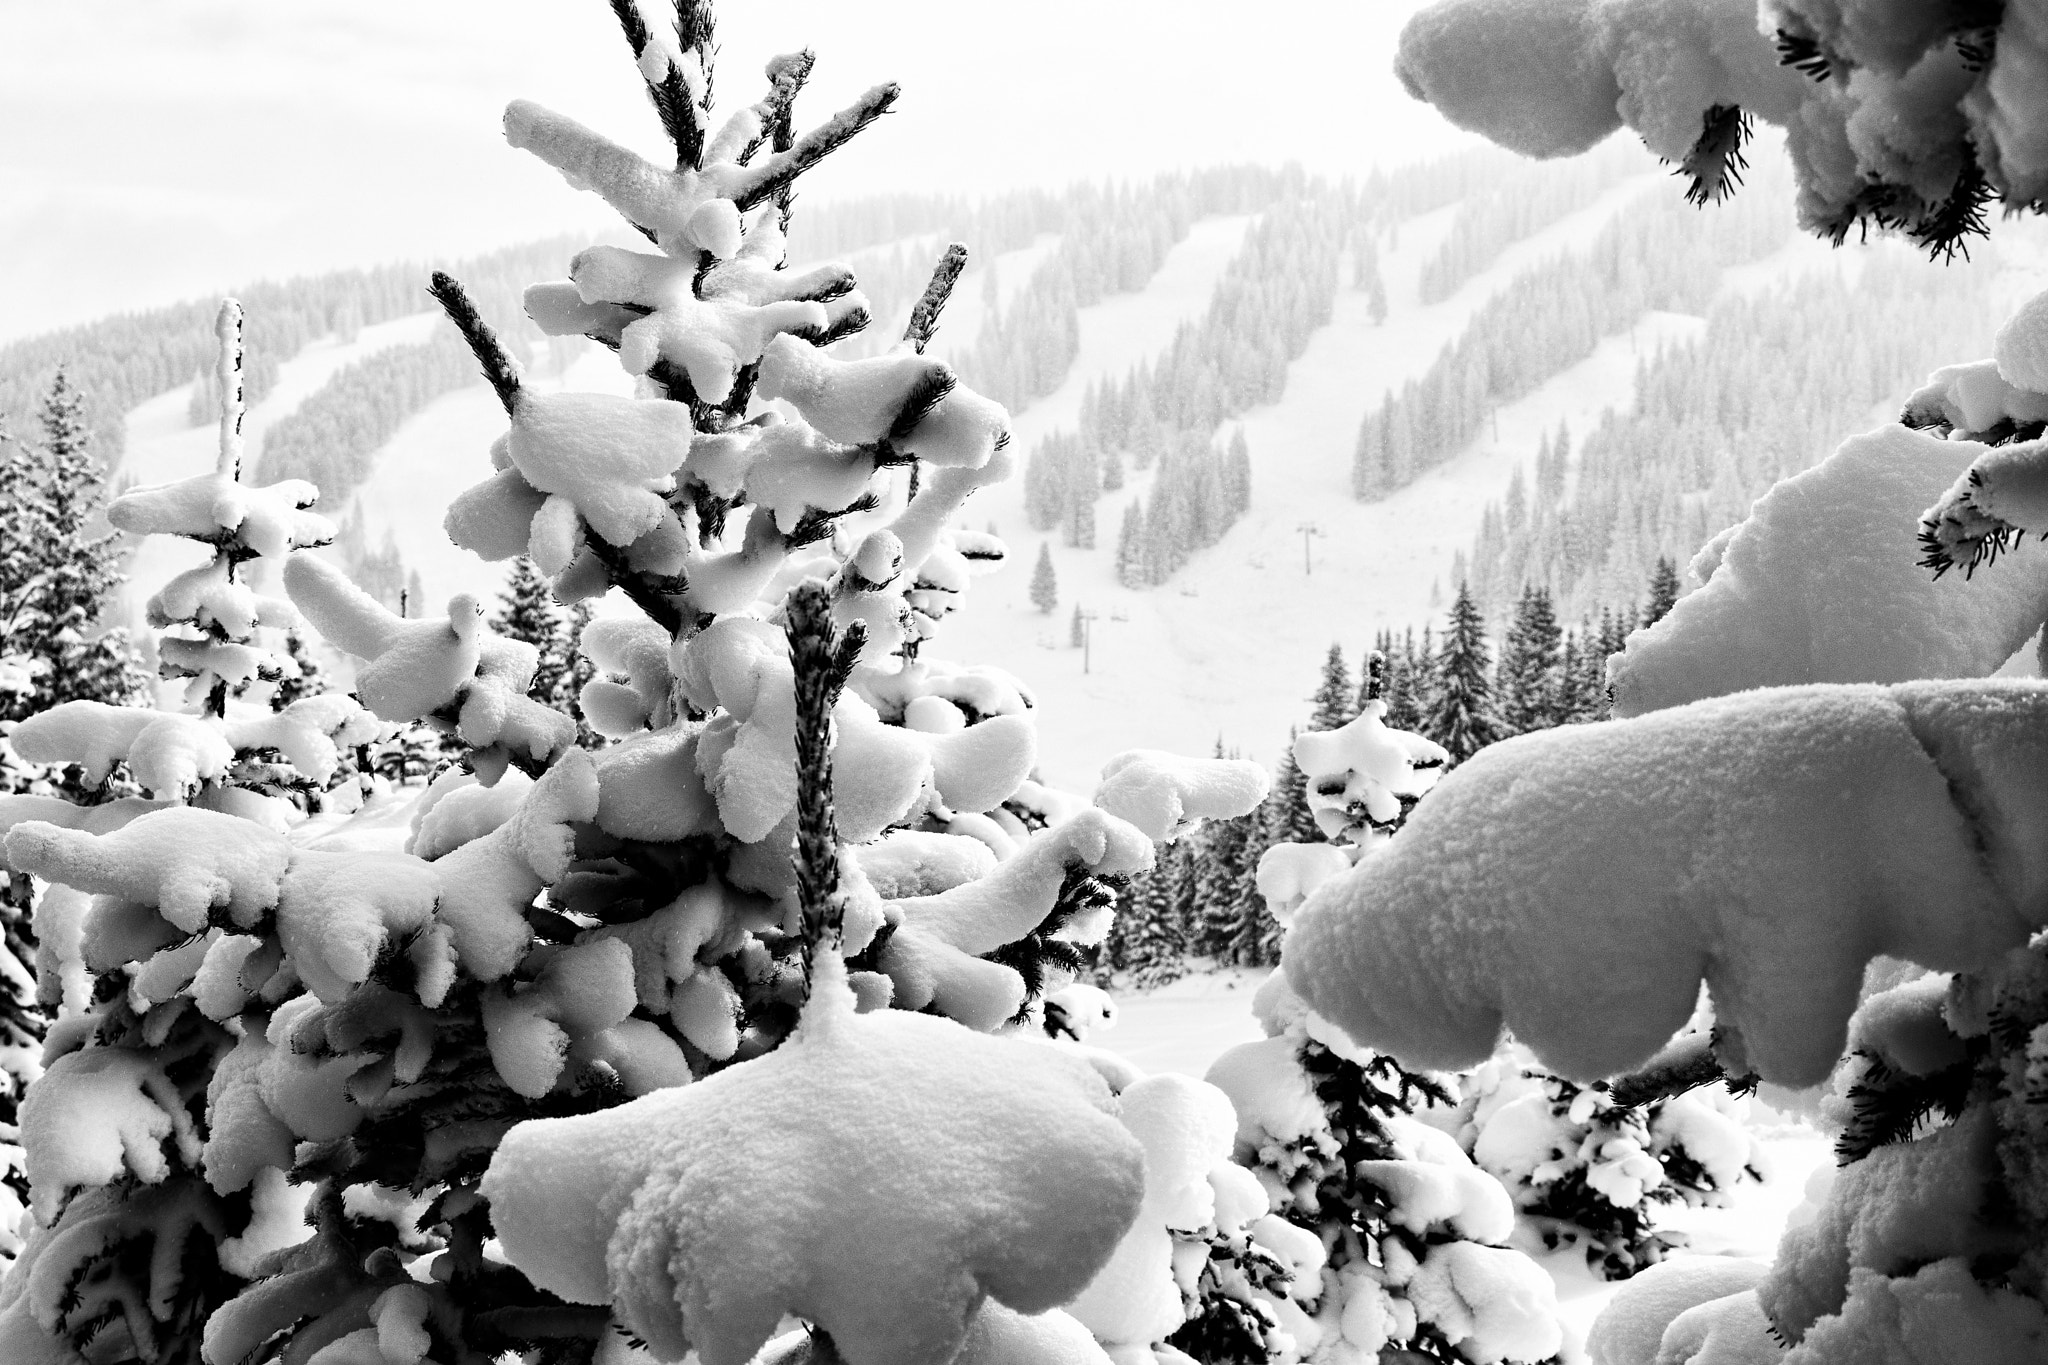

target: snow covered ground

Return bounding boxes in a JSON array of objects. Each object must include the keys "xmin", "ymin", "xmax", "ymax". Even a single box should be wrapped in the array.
[{"xmin": 1096, "ymin": 968, "xmax": 1833, "ymax": 1365}]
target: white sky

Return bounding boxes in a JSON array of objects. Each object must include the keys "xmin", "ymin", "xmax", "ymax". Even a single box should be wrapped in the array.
[{"xmin": 0, "ymin": 1, "xmax": 1474, "ymax": 344}]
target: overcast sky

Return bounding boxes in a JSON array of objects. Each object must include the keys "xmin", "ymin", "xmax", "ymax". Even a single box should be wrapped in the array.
[{"xmin": 0, "ymin": 1, "xmax": 1473, "ymax": 343}]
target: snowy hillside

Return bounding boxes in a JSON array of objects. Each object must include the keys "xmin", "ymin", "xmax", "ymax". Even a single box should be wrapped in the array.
[{"xmin": 90, "ymin": 162, "xmax": 2042, "ymax": 790}]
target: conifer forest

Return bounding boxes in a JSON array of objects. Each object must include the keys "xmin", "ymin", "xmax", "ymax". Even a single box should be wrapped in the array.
[{"xmin": 2, "ymin": 2, "xmax": 2048, "ymax": 1363}]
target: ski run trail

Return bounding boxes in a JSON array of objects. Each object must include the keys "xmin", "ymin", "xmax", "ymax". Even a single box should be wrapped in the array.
[{"xmin": 112, "ymin": 175, "xmax": 1845, "ymax": 788}]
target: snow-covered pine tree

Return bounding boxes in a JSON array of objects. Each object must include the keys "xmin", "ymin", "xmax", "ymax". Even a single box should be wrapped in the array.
[
  {"xmin": 0, "ymin": 300, "xmax": 380, "ymax": 1349},
  {"xmin": 1373, "ymin": 627, "xmax": 1433, "ymax": 736},
  {"xmin": 1495, "ymin": 585, "xmax": 1561, "ymax": 737},
  {"xmin": 1427, "ymin": 583, "xmax": 1500, "ymax": 763},
  {"xmin": 1114, "ymin": 503, "xmax": 1144, "ymax": 588},
  {"xmin": 1105, "ymin": 845, "xmax": 1187, "ymax": 988},
  {"xmin": 491, "ymin": 555, "xmax": 599, "ymax": 750},
  {"xmin": 1295, "ymin": 7, "xmax": 2048, "ymax": 1348},
  {"xmin": 0, "ymin": 9, "xmax": 1272, "ymax": 1361},
  {"xmin": 1308, "ymin": 645, "xmax": 1354, "ymax": 732},
  {"xmin": 0, "ymin": 373, "xmax": 150, "ymax": 799},
  {"xmin": 1068, "ymin": 486, "xmax": 1099, "ymax": 551},
  {"xmin": 490, "ymin": 556, "xmax": 558, "ymax": 661},
  {"xmin": 1205, "ymin": 668, "xmax": 1561, "ymax": 1365},
  {"xmin": 1553, "ymin": 620, "xmax": 1607, "ymax": 725},
  {"xmin": 1189, "ymin": 768, "xmax": 1255, "ymax": 966},
  {"xmin": 1030, "ymin": 541, "xmax": 1059, "ymax": 614},
  {"xmin": 1642, "ymin": 557, "xmax": 1680, "ymax": 627}
]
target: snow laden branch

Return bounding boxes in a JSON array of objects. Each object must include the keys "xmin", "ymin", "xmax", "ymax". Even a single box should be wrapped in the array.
[
  {"xmin": 1912, "ymin": 290, "xmax": 2048, "ymax": 578},
  {"xmin": 903, "ymin": 241, "xmax": 969, "ymax": 353},
  {"xmin": 282, "ymin": 553, "xmax": 573, "ymax": 782},
  {"xmin": 786, "ymin": 580, "xmax": 864, "ymax": 989},
  {"xmin": 1285, "ymin": 677, "xmax": 2048, "ymax": 1086},
  {"xmin": 606, "ymin": 0, "xmax": 718, "ymax": 169},
  {"xmin": 481, "ymin": 954, "xmax": 1146, "ymax": 1365},
  {"xmin": 1394, "ymin": 0, "xmax": 2048, "ymax": 255},
  {"xmin": 502, "ymin": 78, "xmax": 896, "ymax": 255},
  {"xmin": 427, "ymin": 271, "xmax": 523, "ymax": 417},
  {"xmin": 1608, "ymin": 280, "xmax": 2048, "ymax": 717}
]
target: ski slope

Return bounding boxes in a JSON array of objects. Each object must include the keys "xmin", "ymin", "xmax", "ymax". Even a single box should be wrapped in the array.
[
  {"xmin": 115, "ymin": 311, "xmax": 445, "ymax": 644},
  {"xmin": 943, "ymin": 172, "xmax": 1724, "ymax": 790},
  {"xmin": 110, "ymin": 175, "xmax": 1861, "ymax": 793}
]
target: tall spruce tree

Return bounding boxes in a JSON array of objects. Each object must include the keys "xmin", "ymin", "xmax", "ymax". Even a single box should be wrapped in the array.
[
  {"xmin": 1497, "ymin": 585, "xmax": 1563, "ymax": 736},
  {"xmin": 1644, "ymin": 555, "xmax": 1682, "ymax": 625},
  {"xmin": 491, "ymin": 555, "xmax": 558, "ymax": 655},
  {"xmin": 1113, "ymin": 503, "xmax": 1142, "ymax": 588},
  {"xmin": 1428, "ymin": 583, "xmax": 1502, "ymax": 762},
  {"xmin": 1307, "ymin": 643, "xmax": 1354, "ymax": 731},
  {"xmin": 491, "ymin": 557, "xmax": 601, "ymax": 752},
  {"xmin": 1029, "ymin": 541, "xmax": 1059, "ymax": 614},
  {"xmin": 0, "ymin": 371, "xmax": 149, "ymax": 797},
  {"xmin": 1192, "ymin": 812, "xmax": 1253, "ymax": 961}
]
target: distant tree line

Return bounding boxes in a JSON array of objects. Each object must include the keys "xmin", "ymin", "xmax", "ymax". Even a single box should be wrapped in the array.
[
  {"xmin": 253, "ymin": 331, "xmax": 481, "ymax": 501},
  {"xmin": 1353, "ymin": 155, "xmax": 1791, "ymax": 501},
  {"xmin": 1025, "ymin": 193, "xmax": 1344, "ymax": 585},
  {"xmin": 0, "ymin": 237, "xmax": 577, "ymax": 464},
  {"xmin": 1465, "ymin": 246, "xmax": 2014, "ymax": 620},
  {"xmin": 1415, "ymin": 139, "xmax": 1653, "ymax": 304},
  {"xmin": 955, "ymin": 166, "xmax": 1308, "ymax": 410}
]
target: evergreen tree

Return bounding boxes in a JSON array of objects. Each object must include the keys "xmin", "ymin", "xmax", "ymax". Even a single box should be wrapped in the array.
[
  {"xmin": 1100, "ymin": 440, "xmax": 1125, "ymax": 492},
  {"xmin": 0, "ymin": 371, "xmax": 149, "ymax": 797},
  {"xmin": 0, "ymin": 17, "xmax": 1339, "ymax": 1364},
  {"xmin": 1191, "ymin": 813, "xmax": 1252, "ymax": 961},
  {"xmin": 1224, "ymin": 426, "xmax": 1252, "ymax": 513},
  {"xmin": 1496, "ymin": 585, "xmax": 1563, "ymax": 736},
  {"xmin": 1066, "ymin": 488, "xmax": 1098, "ymax": 550},
  {"xmin": 1114, "ymin": 502, "xmax": 1144, "ymax": 588},
  {"xmin": 1429, "ymin": 583, "xmax": 1503, "ymax": 762},
  {"xmin": 1029, "ymin": 541, "xmax": 1059, "ymax": 614},
  {"xmin": 0, "ymin": 301, "xmax": 377, "ymax": 1331},
  {"xmin": 1644, "ymin": 555, "xmax": 1682, "ymax": 625},
  {"xmin": 1308, "ymin": 643, "xmax": 1354, "ymax": 731},
  {"xmin": 1100, "ymin": 844, "xmax": 1182, "ymax": 986},
  {"xmin": 1070, "ymin": 602, "xmax": 1086, "ymax": 648},
  {"xmin": 491, "ymin": 555, "xmax": 558, "ymax": 654},
  {"xmin": 491, "ymin": 557, "xmax": 601, "ymax": 751},
  {"xmin": 1556, "ymin": 624, "xmax": 1608, "ymax": 724}
]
